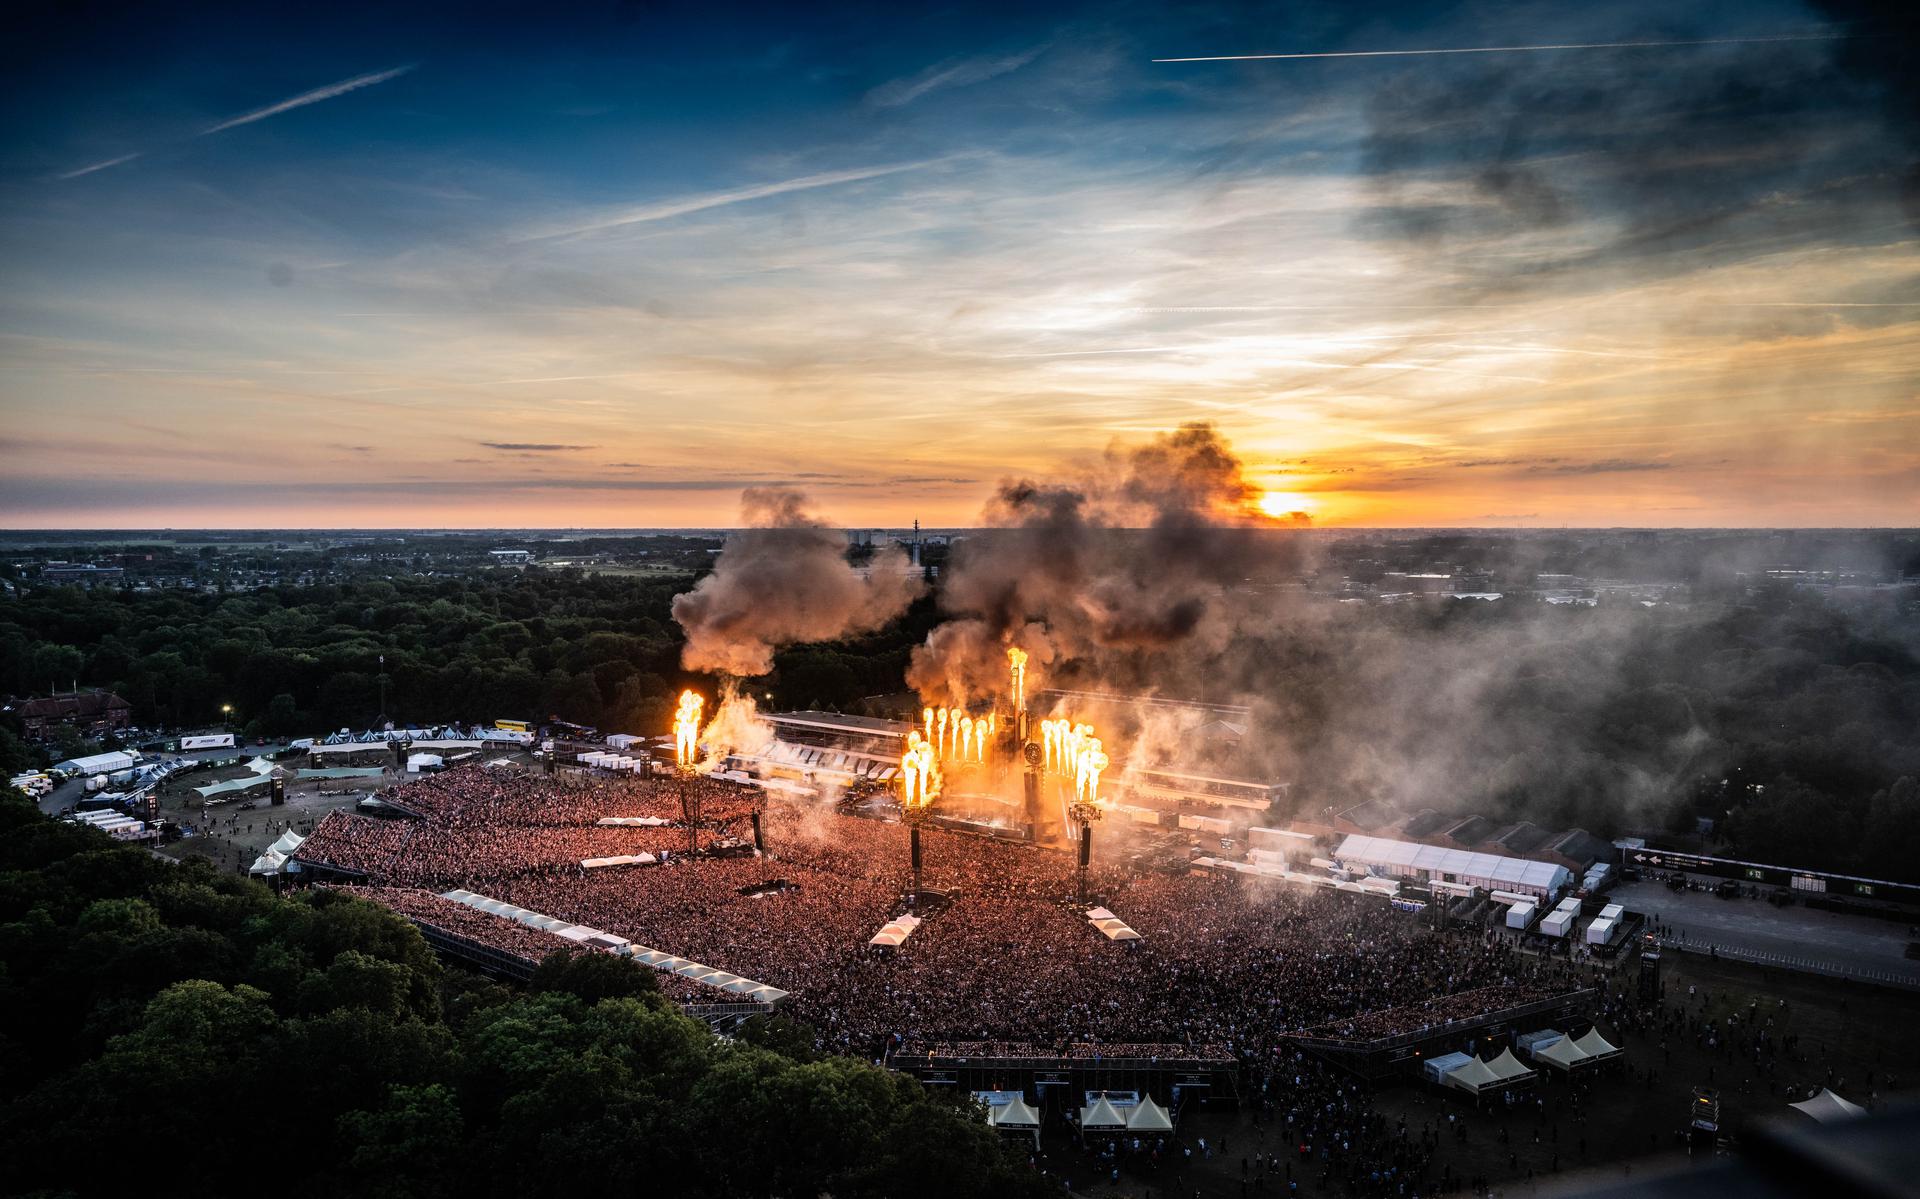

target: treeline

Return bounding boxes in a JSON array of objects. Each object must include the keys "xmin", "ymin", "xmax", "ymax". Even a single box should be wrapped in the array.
[
  {"xmin": 0, "ymin": 574, "xmax": 928, "ymax": 755},
  {"xmin": 0, "ymin": 793, "xmax": 1047, "ymax": 1198}
]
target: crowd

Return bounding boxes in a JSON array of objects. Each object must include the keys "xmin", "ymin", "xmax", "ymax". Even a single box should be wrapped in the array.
[{"xmin": 308, "ymin": 765, "xmax": 1589, "ymax": 1067}]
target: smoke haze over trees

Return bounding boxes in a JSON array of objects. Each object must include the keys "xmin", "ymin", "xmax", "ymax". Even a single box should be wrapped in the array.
[{"xmin": 673, "ymin": 488, "xmax": 923, "ymax": 677}]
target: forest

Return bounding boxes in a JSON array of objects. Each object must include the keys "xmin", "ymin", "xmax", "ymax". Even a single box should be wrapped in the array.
[{"xmin": 0, "ymin": 792, "xmax": 1048, "ymax": 1198}]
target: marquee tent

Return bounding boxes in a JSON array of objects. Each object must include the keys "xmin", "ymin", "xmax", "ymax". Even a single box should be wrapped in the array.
[
  {"xmin": 268, "ymin": 829, "xmax": 305, "ymax": 857},
  {"xmin": 1333, "ymin": 834, "xmax": 1571, "ymax": 899},
  {"xmin": 248, "ymin": 848, "xmax": 287, "ymax": 875},
  {"xmin": 1126, "ymin": 1096, "xmax": 1174, "ymax": 1132},
  {"xmin": 1533, "ymin": 1035, "xmax": 1593, "ymax": 1072},
  {"xmin": 1484, "ymin": 1048, "xmax": 1535, "ymax": 1085},
  {"xmin": 1080, "ymin": 1097, "xmax": 1127, "ymax": 1132},
  {"xmin": 1571, "ymin": 1028, "xmax": 1622, "ymax": 1063},
  {"xmin": 1789, "ymin": 1088, "xmax": 1865, "ymax": 1124},
  {"xmin": 597, "ymin": 816, "xmax": 671, "ymax": 827},
  {"xmin": 1443, "ymin": 1055, "xmax": 1503, "ymax": 1096}
]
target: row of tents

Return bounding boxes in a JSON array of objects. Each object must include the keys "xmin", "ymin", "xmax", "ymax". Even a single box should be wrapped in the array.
[
  {"xmin": 249, "ymin": 828, "xmax": 307, "ymax": 876},
  {"xmin": 1425, "ymin": 1027, "xmax": 1625, "ymax": 1096}
]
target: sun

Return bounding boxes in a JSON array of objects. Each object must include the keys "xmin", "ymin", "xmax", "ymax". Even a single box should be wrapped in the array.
[{"xmin": 1256, "ymin": 490, "xmax": 1316, "ymax": 519}]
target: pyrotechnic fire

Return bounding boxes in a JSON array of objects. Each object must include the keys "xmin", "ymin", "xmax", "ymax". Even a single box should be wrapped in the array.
[
  {"xmin": 673, "ymin": 690, "xmax": 704, "ymax": 768},
  {"xmin": 1008, "ymin": 647, "xmax": 1027, "ymax": 711},
  {"xmin": 900, "ymin": 731, "xmax": 941, "ymax": 812},
  {"xmin": 1076, "ymin": 736, "xmax": 1109, "ymax": 806}
]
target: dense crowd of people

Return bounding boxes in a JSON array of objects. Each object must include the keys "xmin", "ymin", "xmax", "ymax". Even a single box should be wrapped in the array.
[{"xmin": 308, "ymin": 765, "xmax": 1591, "ymax": 1066}]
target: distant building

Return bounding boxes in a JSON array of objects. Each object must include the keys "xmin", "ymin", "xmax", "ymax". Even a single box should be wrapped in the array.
[
  {"xmin": 40, "ymin": 562, "xmax": 124, "ymax": 589},
  {"xmin": 16, "ymin": 689, "xmax": 133, "ymax": 742},
  {"xmin": 488, "ymin": 549, "xmax": 532, "ymax": 565}
]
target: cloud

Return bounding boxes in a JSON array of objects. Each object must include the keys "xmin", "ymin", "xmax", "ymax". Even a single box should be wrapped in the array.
[
  {"xmin": 1528, "ymin": 459, "xmax": 1674, "ymax": 475},
  {"xmin": 53, "ymin": 152, "xmax": 143, "ymax": 181},
  {"xmin": 200, "ymin": 64, "xmax": 417, "ymax": 135},
  {"xmin": 481, "ymin": 442, "xmax": 595, "ymax": 452},
  {"xmin": 517, "ymin": 156, "xmax": 961, "ymax": 241},
  {"xmin": 866, "ymin": 46, "xmax": 1046, "ymax": 108},
  {"xmin": 328, "ymin": 443, "xmax": 375, "ymax": 452}
]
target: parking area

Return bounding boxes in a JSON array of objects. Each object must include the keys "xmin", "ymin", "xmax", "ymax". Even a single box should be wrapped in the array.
[{"xmin": 1611, "ymin": 879, "xmax": 1920, "ymax": 988}]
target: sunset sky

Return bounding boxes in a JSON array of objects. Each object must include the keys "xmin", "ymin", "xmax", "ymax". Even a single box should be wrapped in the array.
[{"xmin": 1, "ymin": 0, "xmax": 1915, "ymax": 528}]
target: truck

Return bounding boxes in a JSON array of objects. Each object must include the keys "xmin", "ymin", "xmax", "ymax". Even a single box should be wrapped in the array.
[{"xmin": 180, "ymin": 733, "xmax": 237, "ymax": 752}]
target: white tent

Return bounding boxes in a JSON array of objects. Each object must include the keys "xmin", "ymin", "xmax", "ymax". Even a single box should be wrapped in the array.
[
  {"xmin": 1444, "ymin": 1056, "xmax": 1503, "ymax": 1095},
  {"xmin": 993, "ymin": 1097, "xmax": 1042, "ymax": 1129},
  {"xmin": 1080, "ymin": 1097, "xmax": 1127, "ymax": 1132},
  {"xmin": 1533, "ymin": 1035, "xmax": 1593, "ymax": 1072},
  {"xmin": 248, "ymin": 848, "xmax": 287, "ymax": 875},
  {"xmin": 406, "ymin": 752, "xmax": 443, "ymax": 773},
  {"xmin": 1126, "ymin": 1096, "xmax": 1174, "ymax": 1132},
  {"xmin": 1571, "ymin": 1028, "xmax": 1621, "ymax": 1062},
  {"xmin": 1789, "ymin": 1088, "xmax": 1865, "ymax": 1123},
  {"xmin": 1484, "ymin": 1048, "xmax": 1535, "ymax": 1085},
  {"xmin": 268, "ymin": 829, "xmax": 305, "ymax": 856}
]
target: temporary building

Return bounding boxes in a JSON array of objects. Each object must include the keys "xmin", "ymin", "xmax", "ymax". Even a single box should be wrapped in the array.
[
  {"xmin": 1443, "ymin": 1055, "xmax": 1503, "ymax": 1096},
  {"xmin": 1332, "ymin": 834, "xmax": 1571, "ymax": 899},
  {"xmin": 1126, "ymin": 1096, "xmax": 1174, "ymax": 1132},
  {"xmin": 1585, "ymin": 917, "xmax": 1616, "ymax": 945},
  {"xmin": 248, "ymin": 848, "xmax": 287, "ymax": 875},
  {"xmin": 1505, "ymin": 902, "xmax": 1536, "ymax": 930},
  {"xmin": 1570, "ymin": 1028, "xmax": 1621, "ymax": 1063},
  {"xmin": 1515, "ymin": 1029, "xmax": 1564, "ymax": 1059},
  {"xmin": 406, "ymin": 753, "xmax": 443, "ymax": 773},
  {"xmin": 1484, "ymin": 1048, "xmax": 1535, "ymax": 1086},
  {"xmin": 993, "ymin": 1097, "xmax": 1042, "ymax": 1146},
  {"xmin": 1789, "ymin": 1088, "xmax": 1866, "ymax": 1124},
  {"xmin": 1423, "ymin": 1051, "xmax": 1473, "ymax": 1086},
  {"xmin": 1080, "ymin": 1097, "xmax": 1127, "ymax": 1132},
  {"xmin": 268, "ymin": 829, "xmax": 305, "ymax": 856},
  {"xmin": 1599, "ymin": 903, "xmax": 1624, "ymax": 920},
  {"xmin": 1533, "ymin": 1035, "xmax": 1593, "ymax": 1072},
  {"xmin": 1540, "ymin": 909, "xmax": 1576, "ymax": 938},
  {"xmin": 605, "ymin": 734, "xmax": 641, "ymax": 750}
]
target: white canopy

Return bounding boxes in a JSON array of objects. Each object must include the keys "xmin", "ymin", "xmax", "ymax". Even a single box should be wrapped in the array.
[
  {"xmin": 1534, "ymin": 1036, "xmax": 1593, "ymax": 1072},
  {"xmin": 1484, "ymin": 1048, "xmax": 1535, "ymax": 1083},
  {"xmin": 1080, "ymin": 1097, "xmax": 1127, "ymax": 1131},
  {"xmin": 993, "ymin": 1097, "xmax": 1042, "ymax": 1129},
  {"xmin": 1789, "ymin": 1087, "xmax": 1865, "ymax": 1123},
  {"xmin": 1444, "ymin": 1056, "xmax": 1503, "ymax": 1095},
  {"xmin": 248, "ymin": 848, "xmax": 287, "ymax": 875},
  {"xmin": 1571, "ymin": 1027, "xmax": 1621, "ymax": 1061},
  {"xmin": 597, "ymin": 816, "xmax": 671, "ymax": 827},
  {"xmin": 268, "ymin": 829, "xmax": 305, "ymax": 856},
  {"xmin": 1126, "ymin": 1096, "xmax": 1174, "ymax": 1132},
  {"xmin": 580, "ymin": 854, "xmax": 658, "ymax": 869}
]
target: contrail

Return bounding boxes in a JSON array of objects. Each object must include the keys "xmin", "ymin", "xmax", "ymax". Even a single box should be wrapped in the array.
[
  {"xmin": 201, "ymin": 64, "xmax": 416, "ymax": 134},
  {"xmin": 1152, "ymin": 33, "xmax": 1845, "ymax": 64},
  {"xmin": 54, "ymin": 152, "xmax": 143, "ymax": 180}
]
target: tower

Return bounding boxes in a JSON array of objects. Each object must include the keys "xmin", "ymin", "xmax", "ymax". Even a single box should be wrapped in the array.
[{"xmin": 910, "ymin": 518, "xmax": 922, "ymax": 567}]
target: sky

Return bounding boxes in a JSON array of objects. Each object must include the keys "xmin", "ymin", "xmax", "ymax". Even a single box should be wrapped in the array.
[{"xmin": 0, "ymin": 0, "xmax": 1915, "ymax": 529}]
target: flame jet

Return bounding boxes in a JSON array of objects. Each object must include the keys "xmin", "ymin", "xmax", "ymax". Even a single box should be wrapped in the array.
[{"xmin": 673, "ymin": 691, "xmax": 704, "ymax": 767}]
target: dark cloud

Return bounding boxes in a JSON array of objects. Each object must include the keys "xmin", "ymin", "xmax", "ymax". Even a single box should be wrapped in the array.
[
  {"xmin": 481, "ymin": 442, "xmax": 595, "ymax": 451},
  {"xmin": 1358, "ymin": 9, "xmax": 1919, "ymax": 289}
]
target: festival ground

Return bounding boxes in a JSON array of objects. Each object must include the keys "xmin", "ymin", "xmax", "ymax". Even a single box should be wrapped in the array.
[{"xmin": 1044, "ymin": 952, "xmax": 1920, "ymax": 1198}]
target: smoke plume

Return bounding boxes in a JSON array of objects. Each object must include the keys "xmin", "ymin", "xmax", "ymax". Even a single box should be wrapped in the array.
[
  {"xmin": 908, "ymin": 421, "xmax": 1306, "ymax": 703},
  {"xmin": 673, "ymin": 487, "xmax": 924, "ymax": 676}
]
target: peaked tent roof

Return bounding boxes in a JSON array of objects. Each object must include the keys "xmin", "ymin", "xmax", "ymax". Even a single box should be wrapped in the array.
[
  {"xmin": 1789, "ymin": 1087, "xmax": 1866, "ymax": 1123},
  {"xmin": 1127, "ymin": 1096, "xmax": 1174, "ymax": 1132},
  {"xmin": 994, "ymin": 1097, "xmax": 1041, "ymax": 1129},
  {"xmin": 1485, "ymin": 1048, "xmax": 1535, "ymax": 1082},
  {"xmin": 1081, "ymin": 1097, "xmax": 1127, "ymax": 1130},
  {"xmin": 1571, "ymin": 1028, "xmax": 1621, "ymax": 1059},
  {"xmin": 1534, "ymin": 1035, "xmax": 1592, "ymax": 1071},
  {"xmin": 1444, "ymin": 1056, "xmax": 1503, "ymax": 1094}
]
